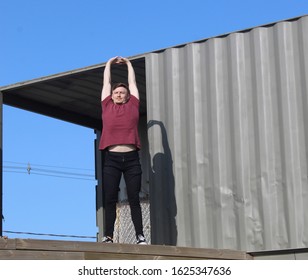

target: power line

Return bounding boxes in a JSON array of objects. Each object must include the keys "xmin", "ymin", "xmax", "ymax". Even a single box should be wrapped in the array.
[
  {"xmin": 3, "ymin": 170, "xmax": 95, "ymax": 181},
  {"xmin": 3, "ymin": 161, "xmax": 96, "ymax": 181},
  {"xmin": 3, "ymin": 160, "xmax": 94, "ymax": 171},
  {"xmin": 3, "ymin": 230, "xmax": 96, "ymax": 240},
  {"xmin": 29, "ymin": 172, "xmax": 96, "ymax": 181},
  {"xmin": 33, "ymin": 167, "xmax": 94, "ymax": 177},
  {"xmin": 3, "ymin": 166, "xmax": 94, "ymax": 178},
  {"xmin": 3, "ymin": 171, "xmax": 26, "ymax": 175}
]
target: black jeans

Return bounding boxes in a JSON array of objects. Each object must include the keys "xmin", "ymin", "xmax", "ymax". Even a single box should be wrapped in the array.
[{"xmin": 103, "ymin": 150, "xmax": 144, "ymax": 238}]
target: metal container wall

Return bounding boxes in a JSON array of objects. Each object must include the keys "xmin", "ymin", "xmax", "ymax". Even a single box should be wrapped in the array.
[{"xmin": 145, "ymin": 16, "xmax": 308, "ymax": 251}]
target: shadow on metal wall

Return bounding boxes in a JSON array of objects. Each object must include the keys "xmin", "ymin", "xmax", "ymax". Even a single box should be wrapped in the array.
[{"xmin": 148, "ymin": 120, "xmax": 177, "ymax": 245}]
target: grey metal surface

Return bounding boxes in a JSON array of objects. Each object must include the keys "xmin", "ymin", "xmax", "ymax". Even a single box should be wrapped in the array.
[{"xmin": 146, "ymin": 15, "xmax": 308, "ymax": 251}]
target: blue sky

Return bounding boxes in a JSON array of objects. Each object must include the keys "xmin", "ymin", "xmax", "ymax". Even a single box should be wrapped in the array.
[{"xmin": 1, "ymin": 0, "xmax": 308, "ymax": 242}]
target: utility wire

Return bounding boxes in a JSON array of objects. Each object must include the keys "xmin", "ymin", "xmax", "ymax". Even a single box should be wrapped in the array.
[
  {"xmin": 3, "ymin": 170, "xmax": 95, "ymax": 181},
  {"xmin": 29, "ymin": 172, "xmax": 95, "ymax": 181},
  {"xmin": 3, "ymin": 166, "xmax": 94, "ymax": 177},
  {"xmin": 3, "ymin": 170, "xmax": 26, "ymax": 174},
  {"xmin": 3, "ymin": 161, "xmax": 96, "ymax": 181},
  {"xmin": 3, "ymin": 160, "xmax": 94, "ymax": 171},
  {"xmin": 32, "ymin": 167, "xmax": 93, "ymax": 177},
  {"xmin": 4, "ymin": 165, "xmax": 94, "ymax": 176},
  {"xmin": 3, "ymin": 230, "xmax": 96, "ymax": 240}
]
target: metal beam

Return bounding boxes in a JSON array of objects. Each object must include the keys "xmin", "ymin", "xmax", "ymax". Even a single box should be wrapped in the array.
[{"xmin": 0, "ymin": 91, "xmax": 3, "ymax": 237}]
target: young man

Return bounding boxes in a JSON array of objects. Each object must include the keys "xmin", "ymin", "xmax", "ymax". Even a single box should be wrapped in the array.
[{"xmin": 99, "ymin": 56, "xmax": 146, "ymax": 245}]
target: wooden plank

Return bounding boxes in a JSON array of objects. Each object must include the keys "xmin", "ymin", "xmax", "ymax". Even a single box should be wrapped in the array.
[
  {"xmin": 15, "ymin": 239, "xmax": 252, "ymax": 260},
  {"xmin": 15, "ymin": 239, "xmax": 100, "ymax": 253},
  {"xmin": 85, "ymin": 252, "xmax": 210, "ymax": 260},
  {"xmin": 0, "ymin": 238, "xmax": 16, "ymax": 250},
  {"xmin": 0, "ymin": 250, "xmax": 84, "ymax": 260}
]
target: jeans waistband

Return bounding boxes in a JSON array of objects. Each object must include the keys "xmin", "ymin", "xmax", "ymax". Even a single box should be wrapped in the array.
[{"xmin": 106, "ymin": 150, "xmax": 138, "ymax": 157}]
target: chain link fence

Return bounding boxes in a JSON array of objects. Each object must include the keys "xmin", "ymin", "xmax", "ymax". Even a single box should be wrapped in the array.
[{"xmin": 113, "ymin": 198, "xmax": 151, "ymax": 244}]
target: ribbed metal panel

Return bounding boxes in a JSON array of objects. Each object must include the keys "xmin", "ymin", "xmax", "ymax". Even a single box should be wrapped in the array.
[{"xmin": 146, "ymin": 16, "xmax": 308, "ymax": 251}]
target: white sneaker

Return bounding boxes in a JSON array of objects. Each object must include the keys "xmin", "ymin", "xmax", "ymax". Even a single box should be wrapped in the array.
[
  {"xmin": 137, "ymin": 234, "xmax": 147, "ymax": 245},
  {"xmin": 101, "ymin": 236, "xmax": 113, "ymax": 243}
]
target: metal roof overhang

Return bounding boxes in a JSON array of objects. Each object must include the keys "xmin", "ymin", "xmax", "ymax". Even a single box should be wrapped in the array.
[{"xmin": 0, "ymin": 56, "xmax": 147, "ymax": 130}]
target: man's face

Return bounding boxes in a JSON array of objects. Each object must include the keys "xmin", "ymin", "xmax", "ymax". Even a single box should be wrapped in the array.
[{"xmin": 112, "ymin": 86, "xmax": 129, "ymax": 104}]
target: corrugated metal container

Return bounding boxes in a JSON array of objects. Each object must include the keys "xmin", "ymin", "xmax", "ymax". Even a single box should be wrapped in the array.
[{"xmin": 145, "ymin": 15, "xmax": 308, "ymax": 251}]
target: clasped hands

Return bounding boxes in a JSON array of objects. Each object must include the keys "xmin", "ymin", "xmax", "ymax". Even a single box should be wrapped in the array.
[{"xmin": 109, "ymin": 56, "xmax": 129, "ymax": 65}]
